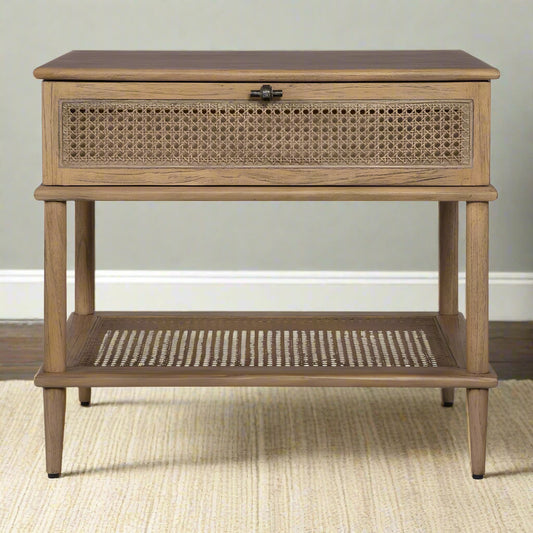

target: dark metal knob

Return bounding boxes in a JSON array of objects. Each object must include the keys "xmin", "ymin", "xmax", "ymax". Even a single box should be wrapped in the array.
[{"xmin": 250, "ymin": 85, "xmax": 283, "ymax": 101}]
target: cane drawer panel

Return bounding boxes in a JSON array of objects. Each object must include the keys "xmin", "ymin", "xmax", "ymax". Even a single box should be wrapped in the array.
[
  {"xmin": 43, "ymin": 82, "xmax": 489, "ymax": 186},
  {"xmin": 61, "ymin": 99, "xmax": 472, "ymax": 168}
]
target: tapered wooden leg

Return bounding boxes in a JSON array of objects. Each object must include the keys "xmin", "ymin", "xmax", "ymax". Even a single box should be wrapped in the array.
[
  {"xmin": 75, "ymin": 201, "xmax": 95, "ymax": 406},
  {"xmin": 439, "ymin": 201, "xmax": 458, "ymax": 406},
  {"xmin": 467, "ymin": 389, "xmax": 489, "ymax": 478},
  {"xmin": 466, "ymin": 202, "xmax": 490, "ymax": 479},
  {"xmin": 78, "ymin": 387, "xmax": 91, "ymax": 406},
  {"xmin": 441, "ymin": 387, "xmax": 455, "ymax": 407},
  {"xmin": 43, "ymin": 388, "xmax": 66, "ymax": 477},
  {"xmin": 43, "ymin": 201, "xmax": 67, "ymax": 477}
]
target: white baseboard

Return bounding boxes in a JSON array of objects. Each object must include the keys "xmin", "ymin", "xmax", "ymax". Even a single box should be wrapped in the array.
[{"xmin": 1, "ymin": 270, "xmax": 532, "ymax": 320}]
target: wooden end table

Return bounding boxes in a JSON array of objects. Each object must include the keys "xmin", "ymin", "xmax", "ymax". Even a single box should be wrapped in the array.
[{"xmin": 33, "ymin": 50, "xmax": 499, "ymax": 479}]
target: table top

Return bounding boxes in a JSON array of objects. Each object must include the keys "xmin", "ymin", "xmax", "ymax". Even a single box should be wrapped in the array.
[{"xmin": 34, "ymin": 50, "xmax": 499, "ymax": 82}]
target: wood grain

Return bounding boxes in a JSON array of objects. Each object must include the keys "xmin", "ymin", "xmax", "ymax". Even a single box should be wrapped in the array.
[
  {"xmin": 44, "ymin": 202, "xmax": 66, "ymax": 373},
  {"xmin": 41, "ymin": 83, "xmax": 54, "ymax": 194},
  {"xmin": 466, "ymin": 202, "xmax": 489, "ymax": 373},
  {"xmin": 465, "ymin": 201, "xmax": 490, "ymax": 479},
  {"xmin": 489, "ymin": 321, "xmax": 533, "ymax": 362},
  {"xmin": 48, "ymin": 80, "xmax": 482, "ymax": 99},
  {"xmin": 472, "ymin": 82, "xmax": 491, "ymax": 186},
  {"xmin": 75, "ymin": 201, "xmax": 95, "ymax": 406},
  {"xmin": 437, "ymin": 314, "xmax": 466, "ymax": 369},
  {"xmin": 438, "ymin": 202, "xmax": 459, "ymax": 407},
  {"xmin": 75, "ymin": 201, "xmax": 95, "ymax": 315},
  {"xmin": 34, "ymin": 185, "xmax": 499, "ymax": 202},
  {"xmin": 49, "ymin": 169, "xmax": 480, "ymax": 188},
  {"xmin": 467, "ymin": 388, "xmax": 489, "ymax": 478},
  {"xmin": 43, "ymin": 202, "xmax": 67, "ymax": 477},
  {"xmin": 43, "ymin": 387, "xmax": 66, "ymax": 476},
  {"xmin": 0, "ymin": 322, "xmax": 43, "ymax": 376},
  {"xmin": 33, "ymin": 50, "xmax": 500, "ymax": 81},
  {"xmin": 34, "ymin": 365, "xmax": 497, "ymax": 389},
  {"xmin": 42, "ymin": 81, "xmax": 487, "ymax": 187},
  {"xmin": 439, "ymin": 202, "xmax": 459, "ymax": 315}
]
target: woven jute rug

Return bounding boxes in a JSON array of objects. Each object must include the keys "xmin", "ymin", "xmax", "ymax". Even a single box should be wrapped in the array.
[{"xmin": 0, "ymin": 381, "xmax": 531, "ymax": 532}]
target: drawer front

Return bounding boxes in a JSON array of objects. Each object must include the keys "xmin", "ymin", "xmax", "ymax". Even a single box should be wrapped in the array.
[
  {"xmin": 43, "ymin": 82, "xmax": 489, "ymax": 186},
  {"xmin": 61, "ymin": 99, "xmax": 472, "ymax": 168}
]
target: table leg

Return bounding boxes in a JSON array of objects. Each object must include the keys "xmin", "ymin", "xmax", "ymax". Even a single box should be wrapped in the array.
[
  {"xmin": 75, "ymin": 200, "xmax": 95, "ymax": 407},
  {"xmin": 43, "ymin": 201, "xmax": 67, "ymax": 478},
  {"xmin": 466, "ymin": 201, "xmax": 490, "ymax": 479},
  {"xmin": 43, "ymin": 388, "xmax": 66, "ymax": 478},
  {"xmin": 439, "ymin": 201, "xmax": 458, "ymax": 407}
]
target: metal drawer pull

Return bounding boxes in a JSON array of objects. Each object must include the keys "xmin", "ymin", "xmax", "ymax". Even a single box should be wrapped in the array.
[{"xmin": 250, "ymin": 84, "xmax": 283, "ymax": 101}]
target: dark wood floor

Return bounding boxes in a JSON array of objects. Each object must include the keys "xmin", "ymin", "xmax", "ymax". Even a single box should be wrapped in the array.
[{"xmin": 0, "ymin": 320, "xmax": 531, "ymax": 380}]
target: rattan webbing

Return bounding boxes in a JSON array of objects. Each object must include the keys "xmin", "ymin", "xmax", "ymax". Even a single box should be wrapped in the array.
[
  {"xmin": 61, "ymin": 100, "xmax": 472, "ymax": 168},
  {"xmin": 77, "ymin": 316, "xmax": 456, "ymax": 369}
]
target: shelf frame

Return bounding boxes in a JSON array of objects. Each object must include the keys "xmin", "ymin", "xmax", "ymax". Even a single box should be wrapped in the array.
[
  {"xmin": 35, "ymin": 185, "xmax": 498, "ymax": 202},
  {"xmin": 34, "ymin": 311, "xmax": 497, "ymax": 389}
]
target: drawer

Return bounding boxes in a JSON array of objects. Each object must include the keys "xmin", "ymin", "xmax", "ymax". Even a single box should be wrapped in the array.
[{"xmin": 43, "ymin": 82, "xmax": 490, "ymax": 186}]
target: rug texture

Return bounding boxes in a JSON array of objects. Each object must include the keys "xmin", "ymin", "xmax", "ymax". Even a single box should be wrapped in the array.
[{"xmin": 0, "ymin": 380, "xmax": 531, "ymax": 532}]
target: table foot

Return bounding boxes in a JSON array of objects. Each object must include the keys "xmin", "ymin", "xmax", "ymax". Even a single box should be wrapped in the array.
[{"xmin": 441, "ymin": 387, "xmax": 455, "ymax": 407}]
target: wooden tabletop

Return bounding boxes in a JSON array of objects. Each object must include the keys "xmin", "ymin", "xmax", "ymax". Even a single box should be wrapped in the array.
[{"xmin": 34, "ymin": 50, "xmax": 499, "ymax": 82}]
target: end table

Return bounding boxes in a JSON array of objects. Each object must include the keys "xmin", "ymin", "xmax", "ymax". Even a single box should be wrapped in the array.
[{"xmin": 33, "ymin": 50, "xmax": 499, "ymax": 479}]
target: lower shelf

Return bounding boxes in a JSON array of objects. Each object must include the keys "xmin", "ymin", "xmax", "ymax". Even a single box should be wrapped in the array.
[{"xmin": 34, "ymin": 312, "xmax": 497, "ymax": 388}]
